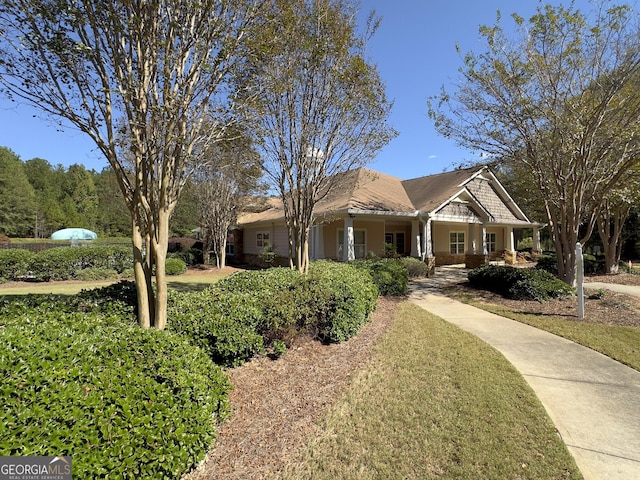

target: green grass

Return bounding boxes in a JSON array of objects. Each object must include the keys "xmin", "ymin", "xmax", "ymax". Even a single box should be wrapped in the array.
[
  {"xmin": 283, "ymin": 303, "xmax": 581, "ymax": 480},
  {"xmin": 457, "ymin": 298, "xmax": 640, "ymax": 372}
]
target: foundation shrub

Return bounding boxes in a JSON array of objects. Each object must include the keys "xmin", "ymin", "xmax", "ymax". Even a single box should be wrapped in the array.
[
  {"xmin": 0, "ymin": 306, "xmax": 231, "ymax": 479},
  {"xmin": 352, "ymin": 258, "xmax": 409, "ymax": 296},
  {"xmin": 401, "ymin": 256, "xmax": 431, "ymax": 278},
  {"xmin": 468, "ymin": 264, "xmax": 574, "ymax": 301}
]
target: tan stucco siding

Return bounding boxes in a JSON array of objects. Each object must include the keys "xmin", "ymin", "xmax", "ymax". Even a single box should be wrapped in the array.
[
  {"xmin": 243, "ymin": 224, "xmax": 289, "ymax": 257},
  {"xmin": 432, "ymin": 222, "xmax": 468, "ymax": 254}
]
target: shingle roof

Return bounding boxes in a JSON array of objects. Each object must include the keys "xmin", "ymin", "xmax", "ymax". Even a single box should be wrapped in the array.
[
  {"xmin": 401, "ymin": 166, "xmax": 481, "ymax": 212},
  {"xmin": 316, "ymin": 168, "xmax": 415, "ymax": 214},
  {"xmin": 237, "ymin": 165, "xmax": 532, "ymax": 225}
]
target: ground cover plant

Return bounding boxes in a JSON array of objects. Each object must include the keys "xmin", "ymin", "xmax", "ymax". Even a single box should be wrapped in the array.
[
  {"xmin": 282, "ymin": 303, "xmax": 581, "ymax": 480},
  {"xmin": 0, "ymin": 284, "xmax": 231, "ymax": 479}
]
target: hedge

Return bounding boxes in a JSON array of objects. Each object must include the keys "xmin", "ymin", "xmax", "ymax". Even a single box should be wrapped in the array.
[
  {"xmin": 168, "ymin": 289, "xmax": 265, "ymax": 367},
  {"xmin": 468, "ymin": 264, "xmax": 574, "ymax": 301},
  {"xmin": 0, "ymin": 297, "xmax": 230, "ymax": 479},
  {"xmin": 352, "ymin": 258, "xmax": 409, "ymax": 296}
]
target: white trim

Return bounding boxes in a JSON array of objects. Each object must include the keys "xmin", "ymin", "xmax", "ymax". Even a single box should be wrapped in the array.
[
  {"xmin": 449, "ymin": 231, "xmax": 465, "ymax": 255},
  {"xmin": 338, "ymin": 227, "xmax": 367, "ymax": 260}
]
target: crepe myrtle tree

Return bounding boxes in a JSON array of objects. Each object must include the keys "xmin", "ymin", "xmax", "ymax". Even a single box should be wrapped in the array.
[
  {"xmin": 238, "ymin": 0, "xmax": 397, "ymax": 273},
  {"xmin": 194, "ymin": 125, "xmax": 264, "ymax": 269},
  {"xmin": 429, "ymin": 2, "xmax": 640, "ymax": 285},
  {"xmin": 0, "ymin": 0, "xmax": 263, "ymax": 329}
]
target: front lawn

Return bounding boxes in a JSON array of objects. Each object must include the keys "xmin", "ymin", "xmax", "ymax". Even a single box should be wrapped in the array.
[{"xmin": 283, "ymin": 302, "xmax": 581, "ymax": 480}]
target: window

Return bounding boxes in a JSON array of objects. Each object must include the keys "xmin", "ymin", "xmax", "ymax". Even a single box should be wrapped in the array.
[
  {"xmin": 256, "ymin": 232, "xmax": 270, "ymax": 249},
  {"xmin": 385, "ymin": 232, "xmax": 406, "ymax": 255},
  {"xmin": 226, "ymin": 233, "xmax": 235, "ymax": 256},
  {"xmin": 338, "ymin": 229, "xmax": 366, "ymax": 259},
  {"xmin": 449, "ymin": 232, "xmax": 465, "ymax": 254},
  {"xmin": 486, "ymin": 232, "xmax": 496, "ymax": 253}
]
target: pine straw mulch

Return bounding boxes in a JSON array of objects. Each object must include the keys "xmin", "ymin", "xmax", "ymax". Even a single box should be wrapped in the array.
[
  {"xmin": 441, "ymin": 273, "xmax": 640, "ymax": 328},
  {"xmin": 182, "ymin": 296, "xmax": 402, "ymax": 480}
]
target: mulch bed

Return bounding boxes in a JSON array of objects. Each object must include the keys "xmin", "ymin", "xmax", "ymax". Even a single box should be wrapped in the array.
[
  {"xmin": 183, "ymin": 297, "xmax": 401, "ymax": 480},
  {"xmin": 443, "ymin": 275, "xmax": 640, "ymax": 328}
]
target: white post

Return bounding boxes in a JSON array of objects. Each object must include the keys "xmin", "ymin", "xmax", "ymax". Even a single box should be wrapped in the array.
[
  {"xmin": 343, "ymin": 216, "xmax": 355, "ymax": 261},
  {"xmin": 576, "ymin": 242, "xmax": 584, "ymax": 319},
  {"xmin": 411, "ymin": 220, "xmax": 420, "ymax": 257}
]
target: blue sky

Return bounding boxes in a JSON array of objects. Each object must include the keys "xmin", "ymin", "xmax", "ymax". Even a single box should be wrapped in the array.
[{"xmin": 1, "ymin": 0, "xmax": 575, "ymax": 178}]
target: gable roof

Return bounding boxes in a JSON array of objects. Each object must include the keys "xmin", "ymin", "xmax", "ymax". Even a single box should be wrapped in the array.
[
  {"xmin": 402, "ymin": 166, "xmax": 482, "ymax": 213},
  {"xmin": 237, "ymin": 166, "xmax": 534, "ymax": 226}
]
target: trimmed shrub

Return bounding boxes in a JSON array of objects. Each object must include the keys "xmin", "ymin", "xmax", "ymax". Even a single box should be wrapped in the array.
[
  {"xmin": 468, "ymin": 264, "xmax": 574, "ymax": 301},
  {"xmin": 353, "ymin": 258, "xmax": 409, "ymax": 296},
  {"xmin": 214, "ymin": 268, "xmax": 304, "ymax": 343},
  {"xmin": 167, "ymin": 289, "xmax": 264, "ymax": 367},
  {"xmin": 75, "ymin": 267, "xmax": 119, "ymax": 281},
  {"xmin": 169, "ymin": 247, "xmax": 203, "ymax": 266},
  {"xmin": 25, "ymin": 245, "xmax": 133, "ymax": 282},
  {"xmin": 165, "ymin": 257, "xmax": 187, "ymax": 275},
  {"xmin": 535, "ymin": 255, "xmax": 558, "ymax": 274},
  {"xmin": 0, "ymin": 305, "xmax": 230, "ymax": 479},
  {"xmin": 401, "ymin": 257, "xmax": 431, "ymax": 278},
  {"xmin": 0, "ymin": 248, "xmax": 35, "ymax": 280},
  {"xmin": 214, "ymin": 262, "xmax": 378, "ymax": 346},
  {"xmin": 309, "ymin": 261, "xmax": 378, "ymax": 342}
]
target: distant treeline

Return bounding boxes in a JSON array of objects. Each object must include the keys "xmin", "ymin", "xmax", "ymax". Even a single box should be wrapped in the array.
[{"xmin": 0, "ymin": 146, "xmax": 198, "ymax": 239}]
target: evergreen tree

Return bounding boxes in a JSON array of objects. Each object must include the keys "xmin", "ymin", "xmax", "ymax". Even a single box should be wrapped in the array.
[{"xmin": 0, "ymin": 147, "xmax": 37, "ymax": 237}]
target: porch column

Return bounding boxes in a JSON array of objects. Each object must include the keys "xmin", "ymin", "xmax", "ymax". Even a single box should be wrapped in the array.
[
  {"xmin": 505, "ymin": 226, "xmax": 516, "ymax": 264},
  {"xmin": 505, "ymin": 226, "xmax": 515, "ymax": 252},
  {"xmin": 481, "ymin": 223, "xmax": 488, "ymax": 255},
  {"xmin": 311, "ymin": 225, "xmax": 325, "ymax": 260},
  {"xmin": 411, "ymin": 220, "xmax": 420, "ymax": 257},
  {"xmin": 468, "ymin": 223, "xmax": 477, "ymax": 254},
  {"xmin": 316, "ymin": 224, "xmax": 324, "ymax": 259},
  {"xmin": 423, "ymin": 218, "xmax": 433, "ymax": 259},
  {"xmin": 533, "ymin": 225, "xmax": 541, "ymax": 254},
  {"xmin": 343, "ymin": 216, "xmax": 355, "ymax": 261}
]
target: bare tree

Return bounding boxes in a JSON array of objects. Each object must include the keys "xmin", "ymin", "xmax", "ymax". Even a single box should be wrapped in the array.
[
  {"xmin": 238, "ymin": 0, "xmax": 396, "ymax": 273},
  {"xmin": 0, "ymin": 0, "xmax": 262, "ymax": 328},
  {"xmin": 193, "ymin": 127, "xmax": 263, "ymax": 268},
  {"xmin": 429, "ymin": 2, "xmax": 640, "ymax": 285}
]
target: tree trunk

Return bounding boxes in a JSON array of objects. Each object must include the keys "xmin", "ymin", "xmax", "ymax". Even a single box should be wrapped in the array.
[
  {"xmin": 202, "ymin": 231, "xmax": 212, "ymax": 266},
  {"xmin": 217, "ymin": 239, "xmax": 227, "ymax": 269},
  {"xmin": 153, "ymin": 208, "xmax": 171, "ymax": 331},
  {"xmin": 132, "ymin": 219, "xmax": 151, "ymax": 329},
  {"xmin": 598, "ymin": 201, "xmax": 630, "ymax": 275}
]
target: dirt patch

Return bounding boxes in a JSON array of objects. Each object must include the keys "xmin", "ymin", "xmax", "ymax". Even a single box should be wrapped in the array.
[{"xmin": 182, "ymin": 296, "xmax": 401, "ymax": 480}]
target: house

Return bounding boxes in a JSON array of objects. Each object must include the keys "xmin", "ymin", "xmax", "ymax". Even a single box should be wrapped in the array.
[{"xmin": 235, "ymin": 166, "xmax": 543, "ymax": 269}]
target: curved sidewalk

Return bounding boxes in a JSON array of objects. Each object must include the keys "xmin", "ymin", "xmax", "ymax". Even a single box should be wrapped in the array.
[{"xmin": 409, "ymin": 280, "xmax": 640, "ymax": 480}]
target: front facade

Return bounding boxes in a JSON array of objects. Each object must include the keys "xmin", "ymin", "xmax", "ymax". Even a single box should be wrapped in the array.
[{"xmin": 237, "ymin": 166, "xmax": 542, "ymax": 268}]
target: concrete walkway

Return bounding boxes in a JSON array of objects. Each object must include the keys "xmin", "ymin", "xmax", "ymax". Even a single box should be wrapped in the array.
[
  {"xmin": 409, "ymin": 270, "xmax": 640, "ymax": 480},
  {"xmin": 584, "ymin": 281, "xmax": 640, "ymax": 298}
]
